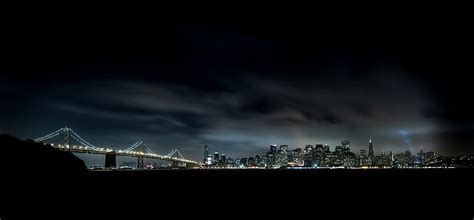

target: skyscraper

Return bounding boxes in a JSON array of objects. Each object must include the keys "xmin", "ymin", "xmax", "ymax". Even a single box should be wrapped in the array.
[
  {"xmin": 203, "ymin": 145, "xmax": 209, "ymax": 164},
  {"xmin": 360, "ymin": 149, "xmax": 368, "ymax": 166},
  {"xmin": 291, "ymin": 148, "xmax": 303, "ymax": 164},
  {"xmin": 323, "ymin": 144, "xmax": 330, "ymax": 154},
  {"xmin": 213, "ymin": 152, "xmax": 220, "ymax": 165},
  {"xmin": 368, "ymin": 139, "xmax": 374, "ymax": 162},
  {"xmin": 342, "ymin": 140, "xmax": 350, "ymax": 148},
  {"xmin": 280, "ymin": 145, "xmax": 289, "ymax": 152},
  {"xmin": 266, "ymin": 145, "xmax": 277, "ymax": 167},
  {"xmin": 220, "ymin": 154, "xmax": 226, "ymax": 165},
  {"xmin": 341, "ymin": 140, "xmax": 351, "ymax": 155},
  {"xmin": 270, "ymin": 145, "xmax": 277, "ymax": 153},
  {"xmin": 304, "ymin": 145, "xmax": 314, "ymax": 154},
  {"xmin": 303, "ymin": 145, "xmax": 314, "ymax": 166},
  {"xmin": 418, "ymin": 146, "xmax": 425, "ymax": 163},
  {"xmin": 334, "ymin": 145, "xmax": 343, "ymax": 166},
  {"xmin": 277, "ymin": 145, "xmax": 289, "ymax": 166},
  {"xmin": 335, "ymin": 146, "xmax": 343, "ymax": 155}
]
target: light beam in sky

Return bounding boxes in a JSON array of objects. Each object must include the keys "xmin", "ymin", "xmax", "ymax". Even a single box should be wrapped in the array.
[{"xmin": 399, "ymin": 130, "xmax": 414, "ymax": 154}]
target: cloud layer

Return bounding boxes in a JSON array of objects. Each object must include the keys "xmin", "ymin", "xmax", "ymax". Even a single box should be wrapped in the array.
[{"xmin": 3, "ymin": 17, "xmax": 474, "ymax": 164}]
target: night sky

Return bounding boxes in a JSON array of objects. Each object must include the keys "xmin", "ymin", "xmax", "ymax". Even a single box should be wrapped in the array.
[{"xmin": 2, "ymin": 10, "xmax": 473, "ymax": 164}]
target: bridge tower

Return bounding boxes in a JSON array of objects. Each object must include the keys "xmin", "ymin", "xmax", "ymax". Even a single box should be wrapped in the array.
[
  {"xmin": 63, "ymin": 126, "xmax": 71, "ymax": 149},
  {"xmin": 124, "ymin": 140, "xmax": 150, "ymax": 169}
]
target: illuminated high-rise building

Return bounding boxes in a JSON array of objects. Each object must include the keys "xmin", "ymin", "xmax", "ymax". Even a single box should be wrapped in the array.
[
  {"xmin": 323, "ymin": 144, "xmax": 330, "ymax": 154},
  {"xmin": 342, "ymin": 140, "xmax": 350, "ymax": 148},
  {"xmin": 213, "ymin": 152, "xmax": 220, "ymax": 165},
  {"xmin": 340, "ymin": 140, "xmax": 350, "ymax": 155},
  {"xmin": 203, "ymin": 145, "xmax": 209, "ymax": 164},
  {"xmin": 220, "ymin": 154, "xmax": 226, "ymax": 165},
  {"xmin": 266, "ymin": 145, "xmax": 277, "ymax": 167},
  {"xmin": 304, "ymin": 145, "xmax": 314, "ymax": 154},
  {"xmin": 291, "ymin": 148, "xmax": 303, "ymax": 164},
  {"xmin": 270, "ymin": 145, "xmax": 277, "ymax": 153},
  {"xmin": 304, "ymin": 145, "xmax": 314, "ymax": 164},
  {"xmin": 368, "ymin": 138, "xmax": 374, "ymax": 161},
  {"xmin": 359, "ymin": 149, "xmax": 368, "ymax": 166},
  {"xmin": 276, "ymin": 145, "xmax": 289, "ymax": 166}
]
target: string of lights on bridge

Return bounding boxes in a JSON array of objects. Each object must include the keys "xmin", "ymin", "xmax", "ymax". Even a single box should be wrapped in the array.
[{"xmin": 33, "ymin": 126, "xmax": 198, "ymax": 165}]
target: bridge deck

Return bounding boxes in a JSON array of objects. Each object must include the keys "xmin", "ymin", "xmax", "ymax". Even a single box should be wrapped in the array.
[{"xmin": 47, "ymin": 144, "xmax": 198, "ymax": 165}]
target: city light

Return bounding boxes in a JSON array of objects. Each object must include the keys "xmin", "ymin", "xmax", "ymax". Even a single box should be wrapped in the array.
[
  {"xmin": 33, "ymin": 126, "xmax": 472, "ymax": 170},
  {"xmin": 198, "ymin": 139, "xmax": 468, "ymax": 169}
]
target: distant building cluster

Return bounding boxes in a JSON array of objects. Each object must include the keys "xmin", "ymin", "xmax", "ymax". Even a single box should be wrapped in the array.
[{"xmin": 201, "ymin": 140, "xmax": 474, "ymax": 169}]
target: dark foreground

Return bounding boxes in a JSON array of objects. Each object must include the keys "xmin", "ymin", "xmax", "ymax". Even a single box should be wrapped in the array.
[
  {"xmin": 2, "ymin": 169, "xmax": 473, "ymax": 218},
  {"xmin": 85, "ymin": 168, "xmax": 474, "ymax": 190},
  {"xmin": 0, "ymin": 134, "xmax": 472, "ymax": 218},
  {"xmin": 0, "ymin": 133, "xmax": 472, "ymax": 217}
]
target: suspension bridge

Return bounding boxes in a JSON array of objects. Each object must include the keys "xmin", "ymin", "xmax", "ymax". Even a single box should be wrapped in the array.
[{"xmin": 33, "ymin": 126, "xmax": 199, "ymax": 169}]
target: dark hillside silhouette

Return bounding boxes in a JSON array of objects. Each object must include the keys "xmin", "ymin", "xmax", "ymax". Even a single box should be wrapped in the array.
[{"xmin": 0, "ymin": 134, "xmax": 88, "ymax": 177}]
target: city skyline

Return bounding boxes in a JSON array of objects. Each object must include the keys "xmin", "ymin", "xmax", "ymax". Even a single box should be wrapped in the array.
[
  {"xmin": 25, "ymin": 127, "xmax": 471, "ymax": 169},
  {"xmin": 198, "ymin": 139, "xmax": 448, "ymax": 169},
  {"xmin": 26, "ymin": 125, "xmax": 458, "ymax": 167}
]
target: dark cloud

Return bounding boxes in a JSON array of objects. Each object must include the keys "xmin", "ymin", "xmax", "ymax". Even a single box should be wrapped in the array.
[{"xmin": 3, "ymin": 12, "xmax": 474, "ymax": 164}]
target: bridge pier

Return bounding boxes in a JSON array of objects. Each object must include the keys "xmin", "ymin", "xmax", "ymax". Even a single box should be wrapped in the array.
[
  {"xmin": 137, "ymin": 156, "xmax": 144, "ymax": 169},
  {"xmin": 105, "ymin": 152, "xmax": 116, "ymax": 168},
  {"xmin": 172, "ymin": 161, "xmax": 179, "ymax": 168}
]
